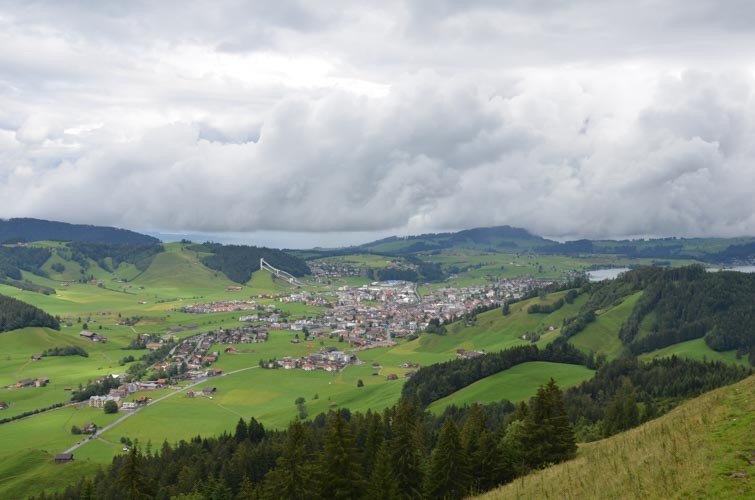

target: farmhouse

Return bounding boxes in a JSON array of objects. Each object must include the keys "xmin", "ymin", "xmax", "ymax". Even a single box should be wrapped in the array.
[
  {"xmin": 31, "ymin": 354, "xmax": 42, "ymax": 361},
  {"xmin": 0, "ymin": 402, "xmax": 8, "ymax": 410},
  {"xmin": 15, "ymin": 378, "xmax": 34, "ymax": 388},
  {"xmin": 202, "ymin": 387, "xmax": 217, "ymax": 394},
  {"xmin": 79, "ymin": 330, "xmax": 98, "ymax": 341},
  {"xmin": 54, "ymin": 453, "xmax": 74, "ymax": 463}
]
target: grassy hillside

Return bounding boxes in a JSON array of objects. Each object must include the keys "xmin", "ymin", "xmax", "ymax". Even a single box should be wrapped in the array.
[
  {"xmin": 426, "ymin": 361, "xmax": 594, "ymax": 413},
  {"xmin": 479, "ymin": 375, "xmax": 755, "ymax": 499},
  {"xmin": 568, "ymin": 291, "xmax": 642, "ymax": 359},
  {"xmin": 639, "ymin": 337, "xmax": 750, "ymax": 366}
]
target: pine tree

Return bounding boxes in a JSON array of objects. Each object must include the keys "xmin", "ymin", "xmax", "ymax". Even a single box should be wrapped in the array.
[
  {"xmin": 390, "ymin": 399, "xmax": 425, "ymax": 499},
  {"xmin": 425, "ymin": 418, "xmax": 470, "ymax": 499},
  {"xmin": 367, "ymin": 442, "xmax": 400, "ymax": 500},
  {"xmin": 521, "ymin": 378, "xmax": 576, "ymax": 468},
  {"xmin": 248, "ymin": 417, "xmax": 265, "ymax": 444},
  {"xmin": 117, "ymin": 446, "xmax": 153, "ymax": 499},
  {"xmin": 317, "ymin": 410, "xmax": 365, "ymax": 499},
  {"xmin": 262, "ymin": 419, "xmax": 315, "ymax": 500},
  {"xmin": 461, "ymin": 405, "xmax": 486, "ymax": 492},
  {"xmin": 603, "ymin": 376, "xmax": 640, "ymax": 436},
  {"xmin": 362, "ymin": 411, "xmax": 385, "ymax": 476},
  {"xmin": 235, "ymin": 417, "xmax": 249, "ymax": 443}
]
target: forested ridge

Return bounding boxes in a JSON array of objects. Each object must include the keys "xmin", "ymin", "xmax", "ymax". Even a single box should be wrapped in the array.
[
  {"xmin": 68, "ymin": 242, "xmax": 164, "ymax": 273},
  {"xmin": 0, "ymin": 294, "xmax": 59, "ymax": 332},
  {"xmin": 190, "ymin": 244, "xmax": 310, "ymax": 283},
  {"xmin": 0, "ymin": 218, "xmax": 158, "ymax": 244},
  {"xmin": 0, "ymin": 245, "xmax": 51, "ymax": 280},
  {"xmin": 558, "ymin": 265, "xmax": 755, "ymax": 363}
]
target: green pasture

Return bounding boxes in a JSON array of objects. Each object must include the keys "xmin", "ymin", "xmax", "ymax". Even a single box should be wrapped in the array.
[
  {"xmin": 638, "ymin": 337, "xmax": 749, "ymax": 366},
  {"xmin": 568, "ymin": 292, "xmax": 642, "ymax": 359},
  {"xmin": 0, "ymin": 327, "xmax": 144, "ymax": 389},
  {"xmin": 0, "ymin": 404, "xmax": 122, "ymax": 499},
  {"xmin": 427, "ymin": 361, "xmax": 595, "ymax": 413}
]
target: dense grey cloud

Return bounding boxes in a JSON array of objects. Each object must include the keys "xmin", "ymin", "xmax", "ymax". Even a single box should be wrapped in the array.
[{"xmin": 1, "ymin": 1, "xmax": 754, "ymax": 241}]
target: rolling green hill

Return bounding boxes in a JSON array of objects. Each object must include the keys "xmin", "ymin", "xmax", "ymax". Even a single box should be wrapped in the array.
[
  {"xmin": 479, "ymin": 375, "xmax": 755, "ymax": 499},
  {"xmin": 426, "ymin": 361, "xmax": 594, "ymax": 412}
]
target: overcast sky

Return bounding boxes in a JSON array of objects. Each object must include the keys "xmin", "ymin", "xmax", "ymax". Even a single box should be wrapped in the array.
[{"xmin": 1, "ymin": 1, "xmax": 755, "ymax": 247}]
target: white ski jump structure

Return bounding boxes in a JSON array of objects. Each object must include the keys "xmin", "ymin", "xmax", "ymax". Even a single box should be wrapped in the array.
[{"xmin": 259, "ymin": 258, "xmax": 305, "ymax": 287}]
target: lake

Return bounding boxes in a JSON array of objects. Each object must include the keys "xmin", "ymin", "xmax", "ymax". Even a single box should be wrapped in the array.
[{"xmin": 589, "ymin": 265, "xmax": 755, "ymax": 281}]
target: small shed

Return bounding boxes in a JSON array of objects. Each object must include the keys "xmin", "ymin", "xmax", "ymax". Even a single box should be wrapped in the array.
[{"xmin": 54, "ymin": 452, "xmax": 74, "ymax": 463}]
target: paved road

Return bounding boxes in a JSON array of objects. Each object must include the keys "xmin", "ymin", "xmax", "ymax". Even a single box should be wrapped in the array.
[{"xmin": 63, "ymin": 365, "xmax": 259, "ymax": 454}]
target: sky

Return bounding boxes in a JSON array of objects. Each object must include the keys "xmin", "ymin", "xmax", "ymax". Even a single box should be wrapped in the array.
[{"xmin": 1, "ymin": 1, "xmax": 755, "ymax": 248}]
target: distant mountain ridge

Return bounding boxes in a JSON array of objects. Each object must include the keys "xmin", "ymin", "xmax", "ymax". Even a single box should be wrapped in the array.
[
  {"xmin": 356, "ymin": 225, "xmax": 555, "ymax": 254},
  {"xmin": 0, "ymin": 218, "xmax": 158, "ymax": 244},
  {"xmin": 351, "ymin": 225, "xmax": 755, "ymax": 263}
]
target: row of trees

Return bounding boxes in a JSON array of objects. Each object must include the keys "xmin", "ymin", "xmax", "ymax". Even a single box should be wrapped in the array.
[{"xmin": 41, "ymin": 345, "xmax": 88, "ymax": 357}]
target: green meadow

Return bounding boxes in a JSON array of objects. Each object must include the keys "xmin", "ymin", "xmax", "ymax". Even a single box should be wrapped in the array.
[
  {"xmin": 638, "ymin": 337, "xmax": 748, "ymax": 366},
  {"xmin": 427, "ymin": 361, "xmax": 595, "ymax": 413},
  {"xmin": 0, "ymin": 405, "xmax": 122, "ymax": 499},
  {"xmin": 568, "ymin": 292, "xmax": 642, "ymax": 359}
]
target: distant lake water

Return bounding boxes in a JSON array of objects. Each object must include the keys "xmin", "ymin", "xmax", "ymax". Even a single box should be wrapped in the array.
[
  {"xmin": 587, "ymin": 268, "xmax": 631, "ymax": 281},
  {"xmin": 707, "ymin": 265, "xmax": 755, "ymax": 273},
  {"xmin": 589, "ymin": 265, "xmax": 755, "ymax": 281}
]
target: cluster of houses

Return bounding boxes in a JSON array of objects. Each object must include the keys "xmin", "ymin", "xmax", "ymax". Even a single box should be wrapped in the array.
[
  {"xmin": 180, "ymin": 300, "xmax": 260, "ymax": 314},
  {"xmin": 270, "ymin": 347, "xmax": 356, "ymax": 372},
  {"xmin": 87, "ymin": 376, "xmax": 161, "ymax": 410},
  {"xmin": 266, "ymin": 276, "xmax": 550, "ymax": 351},
  {"xmin": 144, "ymin": 325, "xmax": 268, "ymax": 381},
  {"xmin": 308, "ymin": 260, "xmax": 369, "ymax": 281},
  {"xmin": 11, "ymin": 377, "xmax": 50, "ymax": 388}
]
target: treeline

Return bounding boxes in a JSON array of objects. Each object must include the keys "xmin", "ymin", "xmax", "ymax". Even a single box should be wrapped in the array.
[
  {"xmin": 563, "ymin": 356, "xmax": 751, "ymax": 439},
  {"xmin": 0, "ymin": 245, "xmax": 51, "ymax": 280},
  {"xmin": 41, "ymin": 345, "xmax": 88, "ymax": 357},
  {"xmin": 40, "ymin": 379, "xmax": 577, "ymax": 500},
  {"xmin": 373, "ymin": 267, "xmax": 418, "ymax": 282},
  {"xmin": 68, "ymin": 242, "xmax": 164, "ymax": 272},
  {"xmin": 0, "ymin": 294, "xmax": 59, "ymax": 332},
  {"xmin": 402, "ymin": 342, "xmax": 590, "ymax": 407},
  {"xmin": 0, "ymin": 218, "xmax": 159, "ymax": 244},
  {"xmin": 606, "ymin": 266, "xmax": 755, "ymax": 357},
  {"xmin": 702, "ymin": 241, "xmax": 755, "ymax": 264},
  {"xmin": 191, "ymin": 244, "xmax": 310, "ymax": 283},
  {"xmin": 0, "ymin": 403, "xmax": 65, "ymax": 426},
  {"xmin": 527, "ymin": 297, "xmax": 564, "ymax": 314}
]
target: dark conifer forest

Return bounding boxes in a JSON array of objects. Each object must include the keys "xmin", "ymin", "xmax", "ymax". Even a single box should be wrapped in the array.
[{"xmin": 0, "ymin": 294, "xmax": 60, "ymax": 332}]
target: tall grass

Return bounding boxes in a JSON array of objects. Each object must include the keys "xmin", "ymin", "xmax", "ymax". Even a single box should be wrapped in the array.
[{"xmin": 478, "ymin": 376, "xmax": 754, "ymax": 499}]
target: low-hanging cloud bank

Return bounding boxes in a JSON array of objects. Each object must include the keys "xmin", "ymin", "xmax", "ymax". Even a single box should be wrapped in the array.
[{"xmin": 1, "ymin": 2, "xmax": 754, "ymax": 239}]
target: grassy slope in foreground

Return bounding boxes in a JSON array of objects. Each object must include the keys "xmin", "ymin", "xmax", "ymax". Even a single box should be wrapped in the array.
[
  {"xmin": 479, "ymin": 375, "xmax": 755, "ymax": 499},
  {"xmin": 426, "ymin": 361, "xmax": 594, "ymax": 413}
]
